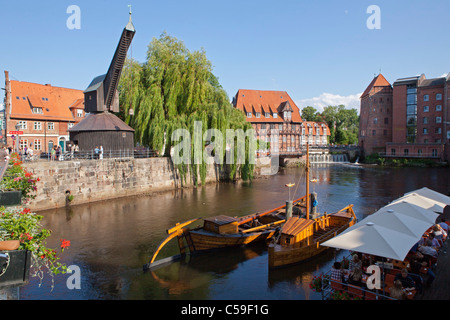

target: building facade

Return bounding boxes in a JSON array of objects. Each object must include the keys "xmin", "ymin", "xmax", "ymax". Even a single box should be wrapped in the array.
[
  {"xmin": 232, "ymin": 89, "xmax": 330, "ymax": 155},
  {"xmin": 359, "ymin": 74, "xmax": 393, "ymax": 155},
  {"xmin": 3, "ymin": 71, "xmax": 85, "ymax": 154},
  {"xmin": 359, "ymin": 72, "xmax": 450, "ymax": 161}
]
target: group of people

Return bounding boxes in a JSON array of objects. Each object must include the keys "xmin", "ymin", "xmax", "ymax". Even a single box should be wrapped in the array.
[{"xmin": 329, "ymin": 219, "xmax": 449, "ymax": 300}]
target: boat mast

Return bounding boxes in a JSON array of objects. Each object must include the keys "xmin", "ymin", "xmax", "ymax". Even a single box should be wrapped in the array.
[{"xmin": 306, "ymin": 143, "xmax": 310, "ymax": 220}]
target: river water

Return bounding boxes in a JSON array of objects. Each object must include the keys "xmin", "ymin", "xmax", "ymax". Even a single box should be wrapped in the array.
[{"xmin": 19, "ymin": 164, "xmax": 450, "ymax": 300}]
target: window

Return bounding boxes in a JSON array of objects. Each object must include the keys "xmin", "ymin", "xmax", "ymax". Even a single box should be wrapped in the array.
[
  {"xmin": 423, "ymin": 128, "xmax": 428, "ymax": 134},
  {"xmin": 17, "ymin": 121, "xmax": 27, "ymax": 130},
  {"xmin": 391, "ymin": 149, "xmax": 396, "ymax": 156},
  {"xmin": 423, "ymin": 106, "xmax": 429, "ymax": 112},
  {"xmin": 246, "ymin": 112, "xmax": 252, "ymax": 118},
  {"xmin": 436, "ymin": 105, "xmax": 442, "ymax": 111},
  {"xmin": 291, "ymin": 136, "xmax": 295, "ymax": 143},
  {"xmin": 436, "ymin": 94, "xmax": 442, "ymax": 100},
  {"xmin": 31, "ymin": 107, "xmax": 43, "ymax": 114},
  {"xmin": 384, "ymin": 118, "xmax": 389, "ymax": 125},
  {"xmin": 34, "ymin": 139, "xmax": 41, "ymax": 151},
  {"xmin": 265, "ymin": 112, "xmax": 270, "ymax": 118},
  {"xmin": 418, "ymin": 149, "xmax": 422, "ymax": 156},
  {"xmin": 255, "ymin": 112, "xmax": 261, "ymax": 118},
  {"xmin": 423, "ymin": 117, "xmax": 428, "ymax": 124},
  {"xmin": 34, "ymin": 122, "xmax": 41, "ymax": 130},
  {"xmin": 48, "ymin": 122, "xmax": 54, "ymax": 130},
  {"xmin": 435, "ymin": 128, "xmax": 442, "ymax": 134},
  {"xmin": 407, "ymin": 105, "xmax": 417, "ymax": 115},
  {"xmin": 432, "ymin": 149, "xmax": 438, "ymax": 157},
  {"xmin": 372, "ymin": 130, "xmax": 376, "ymax": 136},
  {"xmin": 68, "ymin": 123, "xmax": 74, "ymax": 129},
  {"xmin": 278, "ymin": 124, "xmax": 283, "ymax": 130},
  {"xmin": 436, "ymin": 117, "xmax": 442, "ymax": 124},
  {"xmin": 373, "ymin": 118, "xmax": 378, "ymax": 124},
  {"xmin": 424, "ymin": 95, "xmax": 429, "ymax": 102},
  {"xmin": 404, "ymin": 149, "xmax": 409, "ymax": 156},
  {"xmin": 273, "ymin": 113, "xmax": 278, "ymax": 118},
  {"xmin": 282, "ymin": 136, "xmax": 286, "ymax": 142},
  {"xmin": 20, "ymin": 139, "xmax": 28, "ymax": 150}
]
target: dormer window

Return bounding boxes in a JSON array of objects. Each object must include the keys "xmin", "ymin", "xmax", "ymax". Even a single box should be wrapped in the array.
[
  {"xmin": 265, "ymin": 112, "xmax": 270, "ymax": 118},
  {"xmin": 247, "ymin": 112, "xmax": 252, "ymax": 118},
  {"xmin": 32, "ymin": 107, "xmax": 43, "ymax": 114},
  {"xmin": 255, "ymin": 112, "xmax": 261, "ymax": 118},
  {"xmin": 273, "ymin": 113, "xmax": 278, "ymax": 118}
]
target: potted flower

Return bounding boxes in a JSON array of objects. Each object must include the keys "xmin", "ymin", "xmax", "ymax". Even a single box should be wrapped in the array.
[
  {"xmin": 309, "ymin": 274, "xmax": 330, "ymax": 293},
  {"xmin": 0, "ymin": 153, "xmax": 70, "ymax": 289},
  {"xmin": 0, "ymin": 206, "xmax": 70, "ymax": 289},
  {"xmin": 0, "ymin": 153, "xmax": 39, "ymax": 201}
]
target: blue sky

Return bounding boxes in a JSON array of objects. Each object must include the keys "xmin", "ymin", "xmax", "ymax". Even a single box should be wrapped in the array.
[{"xmin": 1, "ymin": 0, "xmax": 449, "ymax": 113}]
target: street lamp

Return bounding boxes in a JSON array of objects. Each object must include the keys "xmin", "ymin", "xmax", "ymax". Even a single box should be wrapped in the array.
[{"xmin": 15, "ymin": 123, "xmax": 20, "ymax": 154}]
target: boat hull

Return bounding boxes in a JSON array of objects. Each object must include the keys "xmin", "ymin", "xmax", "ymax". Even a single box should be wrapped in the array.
[
  {"xmin": 268, "ymin": 214, "xmax": 356, "ymax": 269},
  {"xmin": 189, "ymin": 228, "xmax": 277, "ymax": 252}
]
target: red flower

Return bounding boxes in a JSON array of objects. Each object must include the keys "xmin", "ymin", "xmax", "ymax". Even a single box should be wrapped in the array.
[{"xmin": 60, "ymin": 239, "xmax": 71, "ymax": 250}]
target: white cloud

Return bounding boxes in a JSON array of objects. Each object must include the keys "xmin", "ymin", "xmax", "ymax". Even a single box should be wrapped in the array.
[{"xmin": 296, "ymin": 92, "xmax": 362, "ymax": 114}]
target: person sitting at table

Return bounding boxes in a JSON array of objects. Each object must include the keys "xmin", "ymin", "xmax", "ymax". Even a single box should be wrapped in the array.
[
  {"xmin": 349, "ymin": 254, "xmax": 362, "ymax": 272},
  {"xmin": 428, "ymin": 232, "xmax": 441, "ymax": 249},
  {"xmin": 348, "ymin": 267, "xmax": 363, "ymax": 286},
  {"xmin": 389, "ymin": 280, "xmax": 407, "ymax": 300},
  {"xmin": 438, "ymin": 219, "xmax": 449, "ymax": 237},
  {"xmin": 432, "ymin": 224, "xmax": 447, "ymax": 243},
  {"xmin": 410, "ymin": 258, "xmax": 433, "ymax": 290},
  {"xmin": 331, "ymin": 261, "xmax": 345, "ymax": 283},
  {"xmin": 394, "ymin": 269, "xmax": 415, "ymax": 291},
  {"xmin": 418, "ymin": 240, "xmax": 438, "ymax": 259}
]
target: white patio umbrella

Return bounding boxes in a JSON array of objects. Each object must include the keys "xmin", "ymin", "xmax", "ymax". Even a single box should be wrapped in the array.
[
  {"xmin": 321, "ymin": 221, "xmax": 419, "ymax": 261},
  {"xmin": 389, "ymin": 193, "xmax": 446, "ymax": 214},
  {"xmin": 404, "ymin": 187, "xmax": 450, "ymax": 206},
  {"xmin": 364, "ymin": 204, "xmax": 435, "ymax": 238},
  {"xmin": 383, "ymin": 201, "xmax": 440, "ymax": 225}
]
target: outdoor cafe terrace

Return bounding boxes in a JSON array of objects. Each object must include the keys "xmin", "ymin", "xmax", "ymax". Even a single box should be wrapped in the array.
[{"xmin": 315, "ymin": 187, "xmax": 450, "ymax": 300}]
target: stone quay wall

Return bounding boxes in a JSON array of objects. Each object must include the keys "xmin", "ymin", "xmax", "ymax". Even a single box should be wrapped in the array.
[{"xmin": 23, "ymin": 157, "xmax": 273, "ymax": 212}]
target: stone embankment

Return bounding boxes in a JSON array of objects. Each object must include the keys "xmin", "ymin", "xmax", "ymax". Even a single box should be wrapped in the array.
[{"xmin": 23, "ymin": 157, "xmax": 273, "ymax": 212}]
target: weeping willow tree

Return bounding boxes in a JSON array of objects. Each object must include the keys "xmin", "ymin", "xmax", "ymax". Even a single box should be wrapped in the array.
[{"xmin": 118, "ymin": 32, "xmax": 255, "ymax": 185}]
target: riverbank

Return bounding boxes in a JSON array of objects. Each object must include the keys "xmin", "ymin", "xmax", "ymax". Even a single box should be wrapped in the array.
[{"xmin": 23, "ymin": 157, "xmax": 273, "ymax": 212}]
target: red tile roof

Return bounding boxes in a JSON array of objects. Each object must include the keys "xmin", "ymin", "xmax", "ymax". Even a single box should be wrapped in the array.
[
  {"xmin": 361, "ymin": 74, "xmax": 391, "ymax": 98},
  {"xmin": 9, "ymin": 80, "xmax": 83, "ymax": 122},
  {"xmin": 234, "ymin": 89, "xmax": 303, "ymax": 123},
  {"xmin": 304, "ymin": 121, "xmax": 331, "ymax": 136}
]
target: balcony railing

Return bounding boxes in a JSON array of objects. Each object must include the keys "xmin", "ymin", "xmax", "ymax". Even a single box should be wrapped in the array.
[{"xmin": 379, "ymin": 152, "xmax": 440, "ymax": 159}]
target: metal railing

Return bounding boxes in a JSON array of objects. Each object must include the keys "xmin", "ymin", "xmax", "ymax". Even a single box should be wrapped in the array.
[{"xmin": 23, "ymin": 149, "xmax": 159, "ymax": 162}]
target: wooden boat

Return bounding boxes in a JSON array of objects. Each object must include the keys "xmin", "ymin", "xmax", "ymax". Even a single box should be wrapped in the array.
[
  {"xmin": 145, "ymin": 195, "xmax": 310, "ymax": 270},
  {"xmin": 268, "ymin": 144, "xmax": 357, "ymax": 269}
]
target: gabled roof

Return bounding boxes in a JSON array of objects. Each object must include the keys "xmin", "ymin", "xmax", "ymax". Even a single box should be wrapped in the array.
[
  {"xmin": 9, "ymin": 80, "xmax": 83, "ymax": 121},
  {"xmin": 233, "ymin": 89, "xmax": 303, "ymax": 123},
  {"xmin": 361, "ymin": 74, "xmax": 391, "ymax": 98}
]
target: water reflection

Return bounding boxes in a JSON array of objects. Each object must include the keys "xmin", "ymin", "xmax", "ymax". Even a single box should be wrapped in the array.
[{"xmin": 19, "ymin": 165, "xmax": 450, "ymax": 300}]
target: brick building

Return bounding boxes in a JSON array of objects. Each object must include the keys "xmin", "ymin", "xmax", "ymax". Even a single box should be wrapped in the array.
[
  {"xmin": 359, "ymin": 72, "xmax": 450, "ymax": 162},
  {"xmin": 3, "ymin": 71, "xmax": 85, "ymax": 154},
  {"xmin": 232, "ymin": 89, "xmax": 330, "ymax": 155},
  {"xmin": 359, "ymin": 74, "xmax": 393, "ymax": 155}
]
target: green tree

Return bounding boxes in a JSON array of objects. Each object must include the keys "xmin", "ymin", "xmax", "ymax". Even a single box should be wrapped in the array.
[
  {"xmin": 316, "ymin": 105, "xmax": 359, "ymax": 145},
  {"xmin": 118, "ymin": 32, "xmax": 255, "ymax": 183},
  {"xmin": 301, "ymin": 106, "xmax": 320, "ymax": 122}
]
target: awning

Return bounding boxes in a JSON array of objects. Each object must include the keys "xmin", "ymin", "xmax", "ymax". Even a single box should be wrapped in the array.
[
  {"xmin": 321, "ymin": 188, "xmax": 447, "ymax": 261},
  {"xmin": 322, "ymin": 221, "xmax": 418, "ymax": 261}
]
